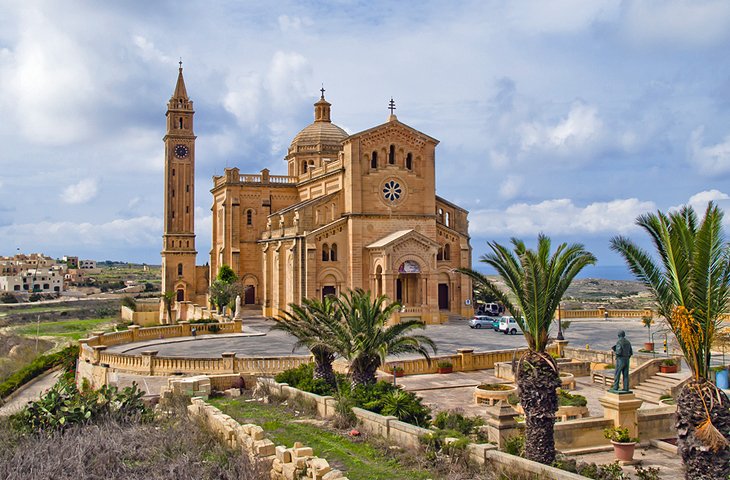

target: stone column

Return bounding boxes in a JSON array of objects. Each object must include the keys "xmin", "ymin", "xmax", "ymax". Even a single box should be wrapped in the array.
[
  {"xmin": 458, "ymin": 348, "xmax": 475, "ymax": 372},
  {"xmin": 599, "ymin": 391, "xmax": 643, "ymax": 439},
  {"xmin": 179, "ymin": 321, "xmax": 192, "ymax": 337},
  {"xmin": 128, "ymin": 325, "xmax": 140, "ymax": 342},
  {"xmin": 92, "ymin": 345, "xmax": 107, "ymax": 365},
  {"xmin": 222, "ymin": 352, "xmax": 237, "ymax": 373},
  {"xmin": 233, "ymin": 319, "xmax": 242, "ymax": 332},
  {"xmin": 485, "ymin": 401, "xmax": 522, "ymax": 448},
  {"xmin": 141, "ymin": 350, "xmax": 158, "ymax": 375}
]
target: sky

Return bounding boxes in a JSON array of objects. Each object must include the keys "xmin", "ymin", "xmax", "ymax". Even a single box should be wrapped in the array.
[{"xmin": 1, "ymin": 0, "xmax": 729, "ymax": 279}]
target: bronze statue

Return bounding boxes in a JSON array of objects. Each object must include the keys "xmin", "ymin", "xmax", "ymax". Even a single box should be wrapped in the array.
[{"xmin": 611, "ymin": 330, "xmax": 633, "ymax": 392}]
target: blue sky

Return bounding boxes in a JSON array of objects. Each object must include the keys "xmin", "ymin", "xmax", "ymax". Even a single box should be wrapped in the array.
[{"xmin": 0, "ymin": 1, "xmax": 729, "ymax": 279}]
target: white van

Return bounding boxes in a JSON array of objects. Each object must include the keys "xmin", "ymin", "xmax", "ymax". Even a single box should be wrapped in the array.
[{"xmin": 498, "ymin": 316, "xmax": 520, "ymax": 335}]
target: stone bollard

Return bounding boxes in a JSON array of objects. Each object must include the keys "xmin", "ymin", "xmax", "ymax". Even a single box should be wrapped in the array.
[
  {"xmin": 484, "ymin": 400, "xmax": 522, "ymax": 448},
  {"xmin": 141, "ymin": 350, "xmax": 158, "ymax": 375},
  {"xmin": 457, "ymin": 348, "xmax": 475, "ymax": 372},
  {"xmin": 221, "ymin": 352, "xmax": 237, "ymax": 373},
  {"xmin": 179, "ymin": 321, "xmax": 192, "ymax": 337},
  {"xmin": 599, "ymin": 391, "xmax": 643, "ymax": 440},
  {"xmin": 92, "ymin": 345, "xmax": 108, "ymax": 365},
  {"xmin": 128, "ymin": 325, "xmax": 140, "ymax": 342}
]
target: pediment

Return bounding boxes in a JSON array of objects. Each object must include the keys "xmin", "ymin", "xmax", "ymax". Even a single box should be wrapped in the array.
[
  {"xmin": 347, "ymin": 119, "xmax": 439, "ymax": 150},
  {"xmin": 366, "ymin": 229, "xmax": 439, "ymax": 253}
]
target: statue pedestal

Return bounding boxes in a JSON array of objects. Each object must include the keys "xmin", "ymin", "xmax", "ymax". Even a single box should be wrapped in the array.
[{"xmin": 599, "ymin": 391, "xmax": 643, "ymax": 439}]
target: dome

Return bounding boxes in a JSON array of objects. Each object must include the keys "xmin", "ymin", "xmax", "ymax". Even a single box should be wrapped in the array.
[{"xmin": 289, "ymin": 93, "xmax": 347, "ymax": 152}]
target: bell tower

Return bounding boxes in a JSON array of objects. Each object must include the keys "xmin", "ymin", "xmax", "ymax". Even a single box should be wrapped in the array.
[{"xmin": 161, "ymin": 62, "xmax": 197, "ymax": 305}]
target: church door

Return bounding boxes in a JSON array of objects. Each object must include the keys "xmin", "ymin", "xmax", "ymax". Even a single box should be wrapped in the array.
[
  {"xmin": 438, "ymin": 283, "xmax": 449, "ymax": 310},
  {"xmin": 244, "ymin": 285, "xmax": 255, "ymax": 304},
  {"xmin": 396, "ymin": 279, "xmax": 403, "ymax": 303},
  {"xmin": 176, "ymin": 288, "xmax": 184, "ymax": 302},
  {"xmin": 322, "ymin": 285, "xmax": 336, "ymax": 300}
]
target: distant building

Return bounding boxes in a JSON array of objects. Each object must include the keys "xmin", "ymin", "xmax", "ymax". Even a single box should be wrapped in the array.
[
  {"xmin": 63, "ymin": 256, "xmax": 79, "ymax": 269},
  {"xmin": 0, "ymin": 266, "xmax": 64, "ymax": 293},
  {"xmin": 79, "ymin": 259, "xmax": 97, "ymax": 269}
]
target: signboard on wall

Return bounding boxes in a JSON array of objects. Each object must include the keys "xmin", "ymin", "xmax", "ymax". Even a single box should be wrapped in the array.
[{"xmin": 398, "ymin": 260, "xmax": 421, "ymax": 274}]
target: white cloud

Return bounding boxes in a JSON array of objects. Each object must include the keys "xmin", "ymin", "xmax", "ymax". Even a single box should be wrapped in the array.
[
  {"xmin": 622, "ymin": 0, "xmax": 730, "ymax": 47},
  {"xmin": 498, "ymin": 175, "xmax": 523, "ymax": 199},
  {"xmin": 519, "ymin": 103, "xmax": 603, "ymax": 153},
  {"xmin": 670, "ymin": 190, "xmax": 730, "ymax": 218},
  {"xmin": 0, "ymin": 216, "xmax": 161, "ymax": 249},
  {"xmin": 277, "ymin": 15, "xmax": 313, "ymax": 32},
  {"xmin": 133, "ymin": 35, "xmax": 171, "ymax": 64},
  {"xmin": 266, "ymin": 51, "xmax": 311, "ymax": 110},
  {"xmin": 470, "ymin": 198, "xmax": 656, "ymax": 236},
  {"xmin": 61, "ymin": 178, "xmax": 98, "ymax": 205},
  {"xmin": 689, "ymin": 127, "xmax": 730, "ymax": 175},
  {"xmin": 507, "ymin": 0, "xmax": 621, "ymax": 35}
]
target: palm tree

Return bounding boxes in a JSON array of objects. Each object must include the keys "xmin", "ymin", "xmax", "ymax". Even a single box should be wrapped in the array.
[
  {"xmin": 458, "ymin": 234, "xmax": 595, "ymax": 465},
  {"xmin": 161, "ymin": 291, "xmax": 175, "ymax": 323},
  {"xmin": 271, "ymin": 296, "xmax": 340, "ymax": 389},
  {"xmin": 610, "ymin": 203, "xmax": 730, "ymax": 479},
  {"xmin": 332, "ymin": 289, "xmax": 437, "ymax": 386}
]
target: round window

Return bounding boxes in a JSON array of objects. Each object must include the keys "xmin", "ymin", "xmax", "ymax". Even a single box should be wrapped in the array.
[{"xmin": 382, "ymin": 180, "xmax": 402, "ymax": 202}]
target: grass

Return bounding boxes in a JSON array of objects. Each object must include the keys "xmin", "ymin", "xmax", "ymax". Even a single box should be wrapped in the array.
[
  {"xmin": 210, "ymin": 397, "xmax": 434, "ymax": 480},
  {"xmin": 11, "ymin": 317, "xmax": 116, "ymax": 340}
]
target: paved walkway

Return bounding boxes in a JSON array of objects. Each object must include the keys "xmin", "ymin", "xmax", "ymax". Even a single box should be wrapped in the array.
[
  {"xmin": 569, "ymin": 446, "xmax": 684, "ymax": 480},
  {"xmin": 0, "ymin": 369, "xmax": 60, "ymax": 416}
]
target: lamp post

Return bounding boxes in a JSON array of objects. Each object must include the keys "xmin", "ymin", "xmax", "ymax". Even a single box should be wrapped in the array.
[{"xmin": 556, "ymin": 303, "xmax": 564, "ymax": 341}]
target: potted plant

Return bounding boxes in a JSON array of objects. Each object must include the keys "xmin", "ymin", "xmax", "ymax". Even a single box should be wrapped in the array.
[
  {"xmin": 604, "ymin": 425, "xmax": 638, "ymax": 461},
  {"xmin": 641, "ymin": 315, "xmax": 654, "ymax": 352},
  {"xmin": 436, "ymin": 360, "xmax": 453, "ymax": 374},
  {"xmin": 392, "ymin": 365, "xmax": 405, "ymax": 378},
  {"xmin": 660, "ymin": 358, "xmax": 678, "ymax": 374}
]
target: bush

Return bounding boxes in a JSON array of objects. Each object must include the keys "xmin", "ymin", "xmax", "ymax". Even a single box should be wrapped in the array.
[
  {"xmin": 120, "ymin": 296, "xmax": 137, "ymax": 311},
  {"xmin": 503, "ymin": 433, "xmax": 524, "ymax": 456},
  {"xmin": 603, "ymin": 425, "xmax": 637, "ymax": 443},
  {"xmin": 11, "ymin": 378, "xmax": 148, "ymax": 433},
  {"xmin": 432, "ymin": 410, "xmax": 484, "ymax": 436},
  {"xmin": 0, "ymin": 345, "xmax": 79, "ymax": 399},
  {"xmin": 274, "ymin": 363, "xmax": 337, "ymax": 396},
  {"xmin": 557, "ymin": 389, "xmax": 587, "ymax": 407},
  {"xmin": 436, "ymin": 360, "xmax": 453, "ymax": 368},
  {"xmin": 345, "ymin": 380, "xmax": 431, "ymax": 427},
  {"xmin": 661, "ymin": 358, "xmax": 677, "ymax": 366},
  {"xmin": 1, "ymin": 292, "xmax": 18, "ymax": 304}
]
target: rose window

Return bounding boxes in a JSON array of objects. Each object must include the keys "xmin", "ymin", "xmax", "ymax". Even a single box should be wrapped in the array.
[{"xmin": 382, "ymin": 180, "xmax": 402, "ymax": 202}]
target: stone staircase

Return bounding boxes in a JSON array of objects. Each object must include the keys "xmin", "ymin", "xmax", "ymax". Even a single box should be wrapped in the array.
[{"xmin": 632, "ymin": 372, "xmax": 687, "ymax": 404}]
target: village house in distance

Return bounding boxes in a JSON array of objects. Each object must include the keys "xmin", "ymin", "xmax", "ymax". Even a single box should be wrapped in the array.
[{"xmin": 161, "ymin": 64, "xmax": 473, "ymax": 323}]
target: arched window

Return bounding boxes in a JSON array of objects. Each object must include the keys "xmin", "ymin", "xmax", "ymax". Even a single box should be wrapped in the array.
[
  {"xmin": 437, "ymin": 247, "xmax": 443, "ymax": 261},
  {"xmin": 371, "ymin": 152, "xmax": 377, "ymax": 169},
  {"xmin": 322, "ymin": 243, "xmax": 329, "ymax": 262},
  {"xmin": 438, "ymin": 208, "xmax": 444, "ymax": 223},
  {"xmin": 330, "ymin": 243, "xmax": 337, "ymax": 261},
  {"xmin": 444, "ymin": 244, "xmax": 451, "ymax": 261},
  {"xmin": 302, "ymin": 161, "xmax": 308, "ymax": 174},
  {"xmin": 406, "ymin": 153, "xmax": 413, "ymax": 170},
  {"xmin": 246, "ymin": 209, "xmax": 253, "ymax": 225},
  {"xmin": 176, "ymin": 289, "xmax": 184, "ymax": 302},
  {"xmin": 179, "ymin": 117, "xmax": 183, "ymax": 129},
  {"xmin": 389, "ymin": 144, "xmax": 395, "ymax": 164},
  {"xmin": 445, "ymin": 212, "xmax": 450, "ymax": 227},
  {"xmin": 331, "ymin": 203, "xmax": 336, "ymax": 220},
  {"xmin": 177, "ymin": 263, "xmax": 183, "ymax": 276}
]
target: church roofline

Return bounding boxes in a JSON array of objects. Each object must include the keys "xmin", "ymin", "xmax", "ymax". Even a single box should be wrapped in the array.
[
  {"xmin": 436, "ymin": 195, "xmax": 469, "ymax": 214},
  {"xmin": 343, "ymin": 117, "xmax": 439, "ymax": 145}
]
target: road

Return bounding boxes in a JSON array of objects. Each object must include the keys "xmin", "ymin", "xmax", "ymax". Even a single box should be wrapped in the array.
[{"xmin": 113, "ymin": 316, "xmax": 664, "ymax": 359}]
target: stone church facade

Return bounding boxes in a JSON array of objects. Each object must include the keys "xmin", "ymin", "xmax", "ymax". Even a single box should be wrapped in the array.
[{"xmin": 161, "ymin": 67, "xmax": 472, "ymax": 323}]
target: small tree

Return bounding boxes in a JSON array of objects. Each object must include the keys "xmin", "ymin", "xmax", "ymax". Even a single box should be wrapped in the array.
[
  {"xmin": 161, "ymin": 291, "xmax": 175, "ymax": 322},
  {"xmin": 209, "ymin": 265, "xmax": 241, "ymax": 314},
  {"xmin": 641, "ymin": 315, "xmax": 653, "ymax": 343},
  {"xmin": 216, "ymin": 265, "xmax": 238, "ymax": 284}
]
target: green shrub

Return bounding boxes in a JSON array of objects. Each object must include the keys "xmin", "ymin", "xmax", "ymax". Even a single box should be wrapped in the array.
[
  {"xmin": 436, "ymin": 360, "xmax": 453, "ymax": 368},
  {"xmin": 120, "ymin": 296, "xmax": 137, "ymax": 311},
  {"xmin": 0, "ymin": 345, "xmax": 79, "ymax": 399},
  {"xmin": 432, "ymin": 410, "xmax": 484, "ymax": 435},
  {"xmin": 503, "ymin": 433, "xmax": 524, "ymax": 457},
  {"xmin": 11, "ymin": 378, "xmax": 148, "ymax": 433},
  {"xmin": 557, "ymin": 389, "xmax": 587, "ymax": 407},
  {"xmin": 274, "ymin": 363, "xmax": 337, "ymax": 396},
  {"xmin": 0, "ymin": 292, "xmax": 18, "ymax": 304},
  {"xmin": 347, "ymin": 380, "xmax": 431, "ymax": 426}
]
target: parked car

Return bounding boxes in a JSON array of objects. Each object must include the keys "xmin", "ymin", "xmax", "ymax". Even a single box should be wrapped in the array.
[
  {"xmin": 499, "ymin": 316, "xmax": 520, "ymax": 335},
  {"xmin": 468, "ymin": 316, "xmax": 492, "ymax": 329},
  {"xmin": 476, "ymin": 302, "xmax": 502, "ymax": 316},
  {"xmin": 491, "ymin": 317, "xmax": 501, "ymax": 331}
]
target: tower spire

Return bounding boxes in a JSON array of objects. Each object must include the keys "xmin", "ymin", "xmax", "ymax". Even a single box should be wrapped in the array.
[
  {"xmin": 172, "ymin": 60, "xmax": 188, "ymax": 100},
  {"xmin": 313, "ymin": 87, "xmax": 331, "ymax": 123}
]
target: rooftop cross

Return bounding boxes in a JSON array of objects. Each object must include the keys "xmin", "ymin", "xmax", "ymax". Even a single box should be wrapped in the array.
[
  {"xmin": 388, "ymin": 97, "xmax": 396, "ymax": 115},
  {"xmin": 179, "ymin": 58, "xmax": 183, "ymax": 71},
  {"xmin": 320, "ymin": 84, "xmax": 325, "ymax": 99}
]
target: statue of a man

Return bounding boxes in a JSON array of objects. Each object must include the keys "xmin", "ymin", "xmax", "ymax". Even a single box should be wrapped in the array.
[
  {"xmin": 234, "ymin": 295, "xmax": 242, "ymax": 319},
  {"xmin": 611, "ymin": 330, "xmax": 633, "ymax": 392}
]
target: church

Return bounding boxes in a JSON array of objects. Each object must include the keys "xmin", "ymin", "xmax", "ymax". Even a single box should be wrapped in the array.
[{"xmin": 161, "ymin": 65, "xmax": 473, "ymax": 324}]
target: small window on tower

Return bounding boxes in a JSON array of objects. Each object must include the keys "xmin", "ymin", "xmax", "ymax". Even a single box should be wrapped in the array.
[
  {"xmin": 371, "ymin": 152, "xmax": 377, "ymax": 169},
  {"xmin": 186, "ymin": 206, "xmax": 189, "ymax": 213},
  {"xmin": 406, "ymin": 153, "xmax": 413, "ymax": 170},
  {"xmin": 179, "ymin": 117, "xmax": 183, "ymax": 129},
  {"xmin": 172, "ymin": 189, "xmax": 175, "ymax": 197},
  {"xmin": 177, "ymin": 263, "xmax": 183, "ymax": 276},
  {"xmin": 389, "ymin": 145, "xmax": 395, "ymax": 164},
  {"xmin": 246, "ymin": 209, "xmax": 252, "ymax": 225}
]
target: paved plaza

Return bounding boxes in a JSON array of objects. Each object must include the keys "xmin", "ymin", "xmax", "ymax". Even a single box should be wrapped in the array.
[{"xmin": 112, "ymin": 316, "xmax": 661, "ymax": 359}]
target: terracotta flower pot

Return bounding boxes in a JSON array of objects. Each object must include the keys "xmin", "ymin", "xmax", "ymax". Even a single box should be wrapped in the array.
[
  {"xmin": 643, "ymin": 342, "xmax": 654, "ymax": 352},
  {"xmin": 437, "ymin": 366, "xmax": 453, "ymax": 374},
  {"xmin": 660, "ymin": 364, "xmax": 678, "ymax": 374},
  {"xmin": 393, "ymin": 370, "xmax": 404, "ymax": 378},
  {"xmin": 611, "ymin": 441, "xmax": 636, "ymax": 462}
]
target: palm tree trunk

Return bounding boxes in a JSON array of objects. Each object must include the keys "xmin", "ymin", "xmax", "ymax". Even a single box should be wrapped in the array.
[
  {"xmin": 351, "ymin": 355, "xmax": 379, "ymax": 386},
  {"xmin": 312, "ymin": 347, "xmax": 337, "ymax": 390},
  {"xmin": 676, "ymin": 380, "xmax": 730, "ymax": 480},
  {"xmin": 516, "ymin": 351, "xmax": 561, "ymax": 465}
]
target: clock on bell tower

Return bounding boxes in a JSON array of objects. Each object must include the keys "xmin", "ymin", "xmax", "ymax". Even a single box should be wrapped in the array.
[{"xmin": 161, "ymin": 62, "xmax": 198, "ymax": 309}]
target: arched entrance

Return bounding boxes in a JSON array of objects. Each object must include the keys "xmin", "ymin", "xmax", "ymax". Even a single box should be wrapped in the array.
[
  {"xmin": 438, "ymin": 271, "xmax": 451, "ymax": 310},
  {"xmin": 244, "ymin": 285, "xmax": 255, "ymax": 304},
  {"xmin": 396, "ymin": 260, "xmax": 421, "ymax": 306}
]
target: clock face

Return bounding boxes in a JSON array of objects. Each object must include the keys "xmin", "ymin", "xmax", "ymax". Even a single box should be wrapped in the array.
[{"xmin": 174, "ymin": 144, "xmax": 189, "ymax": 159}]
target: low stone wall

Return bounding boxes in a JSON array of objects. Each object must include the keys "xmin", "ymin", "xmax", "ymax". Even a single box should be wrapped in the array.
[
  {"xmin": 261, "ymin": 378, "xmax": 589, "ymax": 480},
  {"xmin": 559, "ymin": 308, "xmax": 654, "ymax": 319},
  {"xmin": 186, "ymin": 396, "xmax": 349, "ymax": 480},
  {"xmin": 554, "ymin": 417, "xmax": 614, "ymax": 450},
  {"xmin": 495, "ymin": 359, "xmax": 591, "ymax": 381},
  {"xmin": 638, "ymin": 407, "xmax": 677, "ymax": 440},
  {"xmin": 563, "ymin": 346, "xmax": 680, "ymax": 370},
  {"xmin": 121, "ymin": 302, "xmax": 161, "ymax": 326}
]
